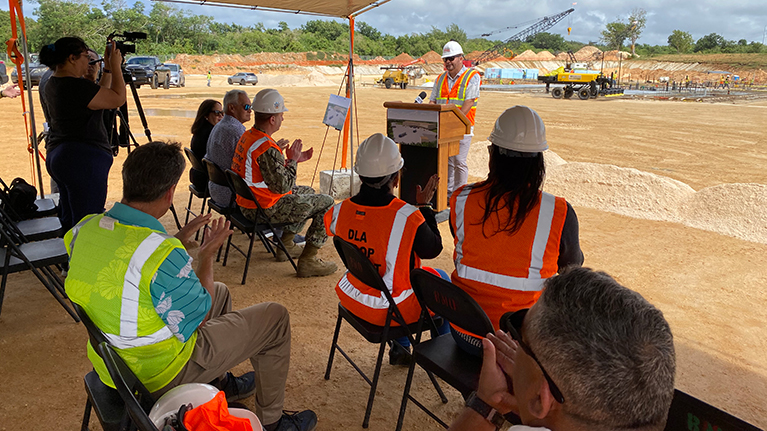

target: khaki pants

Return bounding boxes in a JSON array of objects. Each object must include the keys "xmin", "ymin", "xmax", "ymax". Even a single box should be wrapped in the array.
[{"xmin": 155, "ymin": 282, "xmax": 291, "ymax": 425}]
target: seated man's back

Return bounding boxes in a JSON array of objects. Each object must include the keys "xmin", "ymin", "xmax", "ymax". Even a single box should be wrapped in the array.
[{"xmin": 206, "ymin": 89, "xmax": 251, "ymax": 206}]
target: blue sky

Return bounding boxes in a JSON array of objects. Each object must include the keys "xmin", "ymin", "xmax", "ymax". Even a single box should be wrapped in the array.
[{"xmin": 52, "ymin": 0, "xmax": 767, "ymax": 47}]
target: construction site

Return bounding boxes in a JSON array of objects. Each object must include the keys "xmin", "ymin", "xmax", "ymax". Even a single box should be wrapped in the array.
[{"xmin": 1, "ymin": 41, "xmax": 766, "ymax": 428}]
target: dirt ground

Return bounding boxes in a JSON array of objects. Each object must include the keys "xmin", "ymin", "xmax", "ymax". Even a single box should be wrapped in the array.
[{"xmin": 0, "ymin": 74, "xmax": 765, "ymax": 430}]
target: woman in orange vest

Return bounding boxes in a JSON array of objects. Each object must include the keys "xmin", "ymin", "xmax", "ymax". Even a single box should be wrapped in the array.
[
  {"xmin": 324, "ymin": 133, "xmax": 449, "ymax": 365},
  {"xmin": 449, "ymin": 106, "xmax": 584, "ymax": 355}
]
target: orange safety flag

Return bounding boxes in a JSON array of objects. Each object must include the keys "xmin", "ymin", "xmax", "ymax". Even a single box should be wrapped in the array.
[{"xmin": 183, "ymin": 391, "xmax": 253, "ymax": 431}]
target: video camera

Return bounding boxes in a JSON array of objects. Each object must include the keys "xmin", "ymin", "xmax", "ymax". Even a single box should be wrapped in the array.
[{"xmin": 107, "ymin": 31, "xmax": 148, "ymax": 55}]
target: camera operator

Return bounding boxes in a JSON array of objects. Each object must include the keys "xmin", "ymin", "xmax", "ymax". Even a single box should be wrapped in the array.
[{"xmin": 39, "ymin": 37, "xmax": 126, "ymax": 232}]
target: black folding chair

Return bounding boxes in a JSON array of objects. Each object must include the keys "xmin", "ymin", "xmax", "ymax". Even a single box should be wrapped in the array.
[
  {"xmin": 74, "ymin": 303, "xmax": 128, "ymax": 431},
  {"xmin": 0, "ymin": 212, "xmax": 77, "ymax": 321},
  {"xmin": 98, "ymin": 342, "xmax": 158, "ymax": 431},
  {"xmin": 664, "ymin": 389, "xmax": 761, "ymax": 431},
  {"xmin": 225, "ymin": 169, "xmax": 297, "ymax": 283},
  {"xmin": 325, "ymin": 237, "xmax": 447, "ymax": 428},
  {"xmin": 396, "ymin": 268, "xmax": 521, "ymax": 430},
  {"xmin": 0, "ymin": 204, "xmax": 62, "ymax": 242},
  {"xmin": 183, "ymin": 148, "xmax": 209, "ymax": 239}
]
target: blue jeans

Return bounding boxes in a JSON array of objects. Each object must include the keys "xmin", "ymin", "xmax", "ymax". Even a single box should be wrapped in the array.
[
  {"xmin": 46, "ymin": 142, "xmax": 113, "ymax": 231},
  {"xmin": 395, "ymin": 268, "xmax": 451, "ymax": 348}
]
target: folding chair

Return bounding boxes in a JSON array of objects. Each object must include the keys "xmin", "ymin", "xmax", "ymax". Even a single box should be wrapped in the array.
[
  {"xmin": 74, "ymin": 303, "xmax": 128, "ymax": 431},
  {"xmin": 0, "ymin": 176, "xmax": 57, "ymax": 220},
  {"xmin": 0, "ymin": 204, "xmax": 62, "ymax": 242},
  {"xmin": 183, "ymin": 148, "xmax": 209, "ymax": 239},
  {"xmin": 98, "ymin": 342, "xmax": 158, "ymax": 431},
  {"xmin": 0, "ymin": 213, "xmax": 78, "ymax": 321},
  {"xmin": 325, "ymin": 237, "xmax": 447, "ymax": 428},
  {"xmin": 664, "ymin": 389, "xmax": 761, "ymax": 431},
  {"xmin": 225, "ymin": 169, "xmax": 297, "ymax": 284},
  {"xmin": 396, "ymin": 268, "xmax": 521, "ymax": 430}
]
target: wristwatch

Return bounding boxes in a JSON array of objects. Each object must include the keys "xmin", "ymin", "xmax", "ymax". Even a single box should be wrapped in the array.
[{"xmin": 466, "ymin": 391, "xmax": 505, "ymax": 429}]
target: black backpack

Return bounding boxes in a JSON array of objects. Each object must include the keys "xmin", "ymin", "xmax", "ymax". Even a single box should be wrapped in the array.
[{"xmin": 4, "ymin": 177, "xmax": 38, "ymax": 220}]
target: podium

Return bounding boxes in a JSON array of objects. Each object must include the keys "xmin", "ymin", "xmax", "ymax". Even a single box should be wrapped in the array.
[{"xmin": 384, "ymin": 102, "xmax": 471, "ymax": 212}]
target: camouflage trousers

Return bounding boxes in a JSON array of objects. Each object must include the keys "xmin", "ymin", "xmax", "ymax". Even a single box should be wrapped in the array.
[{"xmin": 240, "ymin": 185, "xmax": 333, "ymax": 249}]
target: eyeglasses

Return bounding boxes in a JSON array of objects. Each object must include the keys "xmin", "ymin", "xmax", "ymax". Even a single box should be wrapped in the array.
[
  {"xmin": 501, "ymin": 309, "xmax": 566, "ymax": 404},
  {"xmin": 212, "ymin": 110, "xmax": 224, "ymax": 116},
  {"xmin": 242, "ymin": 104, "xmax": 252, "ymax": 112},
  {"xmin": 443, "ymin": 55, "xmax": 460, "ymax": 63}
]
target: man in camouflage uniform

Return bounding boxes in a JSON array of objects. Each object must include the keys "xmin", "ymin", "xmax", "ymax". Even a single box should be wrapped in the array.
[{"xmin": 232, "ymin": 89, "xmax": 337, "ymax": 278}]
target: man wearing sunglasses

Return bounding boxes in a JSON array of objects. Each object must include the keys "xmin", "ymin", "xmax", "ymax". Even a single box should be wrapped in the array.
[
  {"xmin": 206, "ymin": 89, "xmax": 252, "ymax": 207},
  {"xmin": 429, "ymin": 40, "xmax": 481, "ymax": 198},
  {"xmin": 450, "ymin": 267, "xmax": 676, "ymax": 431}
]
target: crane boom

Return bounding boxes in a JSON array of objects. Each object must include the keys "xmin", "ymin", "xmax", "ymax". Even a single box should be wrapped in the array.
[{"xmin": 471, "ymin": 8, "xmax": 575, "ymax": 66}]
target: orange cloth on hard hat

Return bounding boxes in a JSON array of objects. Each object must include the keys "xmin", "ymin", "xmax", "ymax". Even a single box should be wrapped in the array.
[{"xmin": 183, "ymin": 391, "xmax": 253, "ymax": 431}]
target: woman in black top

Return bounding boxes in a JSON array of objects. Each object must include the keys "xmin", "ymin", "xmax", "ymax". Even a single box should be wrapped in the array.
[
  {"xmin": 39, "ymin": 37, "xmax": 125, "ymax": 231},
  {"xmin": 189, "ymin": 99, "xmax": 223, "ymax": 190}
]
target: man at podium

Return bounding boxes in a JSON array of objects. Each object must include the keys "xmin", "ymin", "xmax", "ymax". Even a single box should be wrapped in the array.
[{"xmin": 429, "ymin": 41, "xmax": 481, "ymax": 198}]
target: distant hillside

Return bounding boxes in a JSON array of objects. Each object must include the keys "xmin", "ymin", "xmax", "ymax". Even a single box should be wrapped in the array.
[{"xmin": 643, "ymin": 53, "xmax": 767, "ymax": 69}]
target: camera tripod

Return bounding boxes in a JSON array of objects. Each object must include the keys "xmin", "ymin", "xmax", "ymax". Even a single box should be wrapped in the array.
[{"xmin": 105, "ymin": 68, "xmax": 183, "ymax": 230}]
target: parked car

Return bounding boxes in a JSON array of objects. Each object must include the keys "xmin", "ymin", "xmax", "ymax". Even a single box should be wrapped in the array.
[
  {"xmin": 163, "ymin": 63, "xmax": 185, "ymax": 87},
  {"xmin": 11, "ymin": 60, "xmax": 49, "ymax": 88},
  {"xmin": 0, "ymin": 60, "xmax": 8, "ymax": 85},
  {"xmin": 124, "ymin": 56, "xmax": 162, "ymax": 88},
  {"xmin": 227, "ymin": 72, "xmax": 258, "ymax": 86}
]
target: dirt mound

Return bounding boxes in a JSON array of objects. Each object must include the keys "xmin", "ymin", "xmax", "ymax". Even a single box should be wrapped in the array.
[
  {"xmin": 682, "ymin": 183, "xmax": 767, "ymax": 243},
  {"xmin": 555, "ymin": 52, "xmax": 570, "ymax": 60},
  {"xmin": 537, "ymin": 51, "xmax": 556, "ymax": 60},
  {"xmin": 514, "ymin": 50, "xmax": 539, "ymax": 60},
  {"xmin": 467, "ymin": 142, "xmax": 565, "ymax": 182},
  {"xmin": 420, "ymin": 50, "xmax": 443, "ymax": 63},
  {"xmin": 574, "ymin": 46, "xmax": 602, "ymax": 61},
  {"xmin": 464, "ymin": 50, "xmax": 485, "ymax": 60},
  {"xmin": 602, "ymin": 50, "xmax": 632, "ymax": 61},
  {"xmin": 390, "ymin": 52, "xmax": 414, "ymax": 63}
]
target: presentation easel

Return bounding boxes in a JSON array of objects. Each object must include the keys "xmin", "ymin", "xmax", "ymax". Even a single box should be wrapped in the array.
[{"xmin": 383, "ymin": 102, "xmax": 471, "ymax": 212}]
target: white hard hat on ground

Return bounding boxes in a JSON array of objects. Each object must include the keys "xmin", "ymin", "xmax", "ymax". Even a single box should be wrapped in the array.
[
  {"xmin": 252, "ymin": 88, "xmax": 288, "ymax": 114},
  {"xmin": 488, "ymin": 105, "xmax": 548, "ymax": 153},
  {"xmin": 355, "ymin": 133, "xmax": 404, "ymax": 178},
  {"xmin": 148, "ymin": 383, "xmax": 219, "ymax": 427},
  {"xmin": 442, "ymin": 41, "xmax": 464, "ymax": 58}
]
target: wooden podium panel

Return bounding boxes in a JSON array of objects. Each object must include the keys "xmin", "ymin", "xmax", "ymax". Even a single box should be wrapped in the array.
[{"xmin": 384, "ymin": 102, "xmax": 471, "ymax": 212}]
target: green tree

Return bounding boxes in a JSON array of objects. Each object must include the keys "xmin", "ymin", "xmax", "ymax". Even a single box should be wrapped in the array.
[
  {"xmin": 667, "ymin": 30, "xmax": 693, "ymax": 53},
  {"xmin": 601, "ymin": 21, "xmax": 629, "ymax": 51},
  {"xmin": 695, "ymin": 33, "xmax": 725, "ymax": 52},
  {"xmin": 526, "ymin": 32, "xmax": 567, "ymax": 51},
  {"xmin": 627, "ymin": 8, "xmax": 647, "ymax": 56}
]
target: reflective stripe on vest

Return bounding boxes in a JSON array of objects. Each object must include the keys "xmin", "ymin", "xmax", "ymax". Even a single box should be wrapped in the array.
[
  {"xmin": 434, "ymin": 69, "xmax": 479, "ymax": 125},
  {"xmin": 233, "ymin": 128, "xmax": 291, "ymax": 209},
  {"xmin": 453, "ymin": 185, "xmax": 558, "ymax": 291},
  {"xmin": 331, "ymin": 201, "xmax": 418, "ymax": 310}
]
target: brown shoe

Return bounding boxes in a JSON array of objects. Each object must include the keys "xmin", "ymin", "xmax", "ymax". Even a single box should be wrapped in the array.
[
  {"xmin": 275, "ymin": 233, "xmax": 304, "ymax": 262},
  {"xmin": 296, "ymin": 244, "xmax": 338, "ymax": 277}
]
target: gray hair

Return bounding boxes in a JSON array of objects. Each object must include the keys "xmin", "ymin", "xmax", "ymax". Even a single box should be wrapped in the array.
[
  {"xmin": 223, "ymin": 89, "xmax": 247, "ymax": 112},
  {"xmin": 122, "ymin": 141, "xmax": 186, "ymax": 202},
  {"xmin": 527, "ymin": 267, "xmax": 676, "ymax": 431}
]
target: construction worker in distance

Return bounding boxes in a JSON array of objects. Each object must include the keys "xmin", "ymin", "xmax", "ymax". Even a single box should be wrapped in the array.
[
  {"xmin": 449, "ymin": 106, "xmax": 584, "ymax": 356},
  {"xmin": 232, "ymin": 88, "xmax": 337, "ymax": 277},
  {"xmin": 324, "ymin": 133, "xmax": 450, "ymax": 365},
  {"xmin": 429, "ymin": 40, "xmax": 481, "ymax": 199}
]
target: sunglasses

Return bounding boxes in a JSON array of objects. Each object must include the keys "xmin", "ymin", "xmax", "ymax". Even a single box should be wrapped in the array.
[
  {"xmin": 500, "ymin": 309, "xmax": 566, "ymax": 404},
  {"xmin": 212, "ymin": 110, "xmax": 224, "ymax": 116},
  {"xmin": 242, "ymin": 104, "xmax": 252, "ymax": 111},
  {"xmin": 443, "ymin": 55, "xmax": 460, "ymax": 62}
]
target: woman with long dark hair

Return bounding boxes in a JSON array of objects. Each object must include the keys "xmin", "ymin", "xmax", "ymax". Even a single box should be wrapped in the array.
[
  {"xmin": 189, "ymin": 99, "xmax": 223, "ymax": 190},
  {"xmin": 39, "ymin": 37, "xmax": 125, "ymax": 231},
  {"xmin": 449, "ymin": 105, "xmax": 583, "ymax": 355}
]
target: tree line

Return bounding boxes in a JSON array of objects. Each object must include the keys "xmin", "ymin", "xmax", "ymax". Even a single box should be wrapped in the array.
[{"xmin": 1, "ymin": 0, "xmax": 764, "ymax": 60}]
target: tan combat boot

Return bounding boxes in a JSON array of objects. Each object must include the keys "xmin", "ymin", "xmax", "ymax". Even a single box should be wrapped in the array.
[
  {"xmin": 275, "ymin": 232, "xmax": 304, "ymax": 262},
  {"xmin": 296, "ymin": 244, "xmax": 338, "ymax": 277}
]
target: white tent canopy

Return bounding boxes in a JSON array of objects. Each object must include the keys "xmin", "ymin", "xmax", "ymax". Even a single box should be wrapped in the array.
[{"xmin": 159, "ymin": 0, "xmax": 390, "ymax": 18}]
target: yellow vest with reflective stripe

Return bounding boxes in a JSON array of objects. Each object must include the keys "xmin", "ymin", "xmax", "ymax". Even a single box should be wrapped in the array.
[{"xmin": 64, "ymin": 214, "xmax": 197, "ymax": 393}]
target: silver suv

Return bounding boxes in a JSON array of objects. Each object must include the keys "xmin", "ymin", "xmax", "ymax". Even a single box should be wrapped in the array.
[{"xmin": 227, "ymin": 72, "xmax": 258, "ymax": 86}]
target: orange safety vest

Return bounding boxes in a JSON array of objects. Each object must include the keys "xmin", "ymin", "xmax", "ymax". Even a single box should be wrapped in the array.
[
  {"xmin": 434, "ymin": 68, "xmax": 480, "ymax": 125},
  {"xmin": 231, "ymin": 128, "xmax": 292, "ymax": 209},
  {"xmin": 324, "ymin": 198, "xmax": 425, "ymax": 326},
  {"xmin": 449, "ymin": 184, "xmax": 567, "ymax": 331}
]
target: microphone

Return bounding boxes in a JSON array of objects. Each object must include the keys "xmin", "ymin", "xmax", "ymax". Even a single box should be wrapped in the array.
[{"xmin": 414, "ymin": 91, "xmax": 427, "ymax": 104}]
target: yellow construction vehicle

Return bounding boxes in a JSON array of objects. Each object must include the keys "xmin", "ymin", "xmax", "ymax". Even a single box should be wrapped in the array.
[
  {"xmin": 538, "ymin": 52, "xmax": 624, "ymax": 99},
  {"xmin": 377, "ymin": 66, "xmax": 409, "ymax": 89}
]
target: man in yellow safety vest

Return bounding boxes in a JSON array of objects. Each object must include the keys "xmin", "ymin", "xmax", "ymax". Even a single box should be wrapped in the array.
[{"xmin": 64, "ymin": 141, "xmax": 317, "ymax": 431}]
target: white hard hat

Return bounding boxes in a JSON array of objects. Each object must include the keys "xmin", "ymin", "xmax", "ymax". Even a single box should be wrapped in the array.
[
  {"xmin": 355, "ymin": 133, "xmax": 404, "ymax": 177},
  {"xmin": 488, "ymin": 106, "xmax": 548, "ymax": 153},
  {"xmin": 442, "ymin": 41, "xmax": 464, "ymax": 58},
  {"xmin": 148, "ymin": 383, "xmax": 219, "ymax": 427},
  {"xmin": 252, "ymin": 88, "xmax": 288, "ymax": 114}
]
